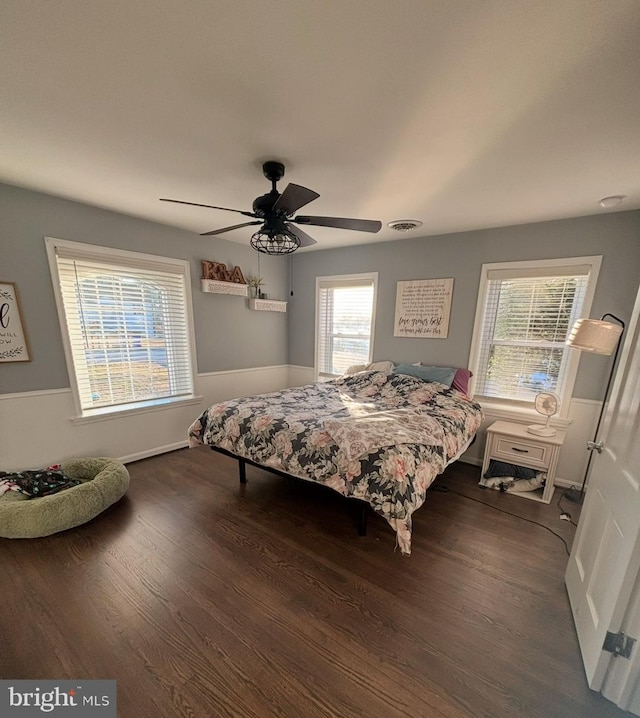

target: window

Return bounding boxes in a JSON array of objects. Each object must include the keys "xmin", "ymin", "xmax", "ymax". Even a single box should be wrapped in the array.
[
  {"xmin": 469, "ymin": 256, "xmax": 601, "ymax": 412},
  {"xmin": 46, "ymin": 238, "xmax": 197, "ymax": 418},
  {"xmin": 315, "ymin": 273, "xmax": 378, "ymax": 380}
]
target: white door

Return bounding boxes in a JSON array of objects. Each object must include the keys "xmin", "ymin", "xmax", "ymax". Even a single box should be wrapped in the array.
[{"xmin": 565, "ymin": 284, "xmax": 640, "ymax": 694}]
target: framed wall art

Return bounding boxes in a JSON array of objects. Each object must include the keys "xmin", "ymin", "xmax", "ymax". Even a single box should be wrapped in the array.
[
  {"xmin": 394, "ymin": 278, "xmax": 454, "ymax": 338},
  {"xmin": 0, "ymin": 282, "xmax": 31, "ymax": 362}
]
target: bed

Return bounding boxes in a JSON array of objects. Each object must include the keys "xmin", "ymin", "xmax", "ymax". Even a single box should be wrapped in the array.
[{"xmin": 188, "ymin": 368, "xmax": 483, "ymax": 554}]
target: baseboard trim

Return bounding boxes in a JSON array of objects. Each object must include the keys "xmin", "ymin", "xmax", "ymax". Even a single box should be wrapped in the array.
[
  {"xmin": 554, "ymin": 477, "xmax": 580, "ymax": 489},
  {"xmin": 119, "ymin": 441, "xmax": 189, "ymax": 465}
]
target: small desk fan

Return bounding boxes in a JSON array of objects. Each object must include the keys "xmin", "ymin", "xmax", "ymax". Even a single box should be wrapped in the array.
[{"xmin": 527, "ymin": 392, "xmax": 560, "ymax": 436}]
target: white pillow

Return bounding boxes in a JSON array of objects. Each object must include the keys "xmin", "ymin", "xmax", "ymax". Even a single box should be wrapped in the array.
[
  {"xmin": 343, "ymin": 364, "xmax": 369, "ymax": 376},
  {"xmin": 367, "ymin": 360, "xmax": 395, "ymax": 373},
  {"xmin": 343, "ymin": 360, "xmax": 395, "ymax": 376}
]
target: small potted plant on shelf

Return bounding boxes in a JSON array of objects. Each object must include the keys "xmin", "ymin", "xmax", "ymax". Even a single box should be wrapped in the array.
[{"xmin": 247, "ymin": 276, "xmax": 265, "ymax": 298}]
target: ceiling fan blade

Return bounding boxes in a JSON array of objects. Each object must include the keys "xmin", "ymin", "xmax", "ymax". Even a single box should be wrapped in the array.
[
  {"xmin": 293, "ymin": 215, "xmax": 382, "ymax": 233},
  {"xmin": 286, "ymin": 224, "xmax": 317, "ymax": 248},
  {"xmin": 200, "ymin": 221, "xmax": 262, "ymax": 236},
  {"xmin": 272, "ymin": 183, "xmax": 320, "ymax": 215},
  {"xmin": 160, "ymin": 198, "xmax": 257, "ymax": 218}
]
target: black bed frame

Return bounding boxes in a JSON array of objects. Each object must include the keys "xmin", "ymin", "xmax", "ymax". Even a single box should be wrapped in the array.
[
  {"xmin": 211, "ymin": 435, "xmax": 475, "ymax": 540},
  {"xmin": 210, "ymin": 446, "xmax": 370, "ymax": 536}
]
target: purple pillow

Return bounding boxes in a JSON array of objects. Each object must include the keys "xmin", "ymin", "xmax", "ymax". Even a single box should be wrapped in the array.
[{"xmin": 452, "ymin": 369, "xmax": 472, "ymax": 396}]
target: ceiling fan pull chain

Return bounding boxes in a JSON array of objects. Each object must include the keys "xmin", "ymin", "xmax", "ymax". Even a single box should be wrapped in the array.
[{"xmin": 289, "ymin": 255, "xmax": 294, "ymax": 297}]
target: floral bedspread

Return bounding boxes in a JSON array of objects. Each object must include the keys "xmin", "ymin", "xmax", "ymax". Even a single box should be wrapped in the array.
[{"xmin": 188, "ymin": 371, "xmax": 483, "ymax": 554}]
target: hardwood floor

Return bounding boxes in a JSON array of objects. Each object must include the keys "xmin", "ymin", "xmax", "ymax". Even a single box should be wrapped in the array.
[{"xmin": 1, "ymin": 447, "xmax": 631, "ymax": 718}]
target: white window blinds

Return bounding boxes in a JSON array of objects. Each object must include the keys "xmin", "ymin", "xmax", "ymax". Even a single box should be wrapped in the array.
[
  {"xmin": 316, "ymin": 275, "xmax": 376, "ymax": 379},
  {"xmin": 51, "ymin": 243, "xmax": 195, "ymax": 414},
  {"xmin": 474, "ymin": 269, "xmax": 590, "ymax": 402}
]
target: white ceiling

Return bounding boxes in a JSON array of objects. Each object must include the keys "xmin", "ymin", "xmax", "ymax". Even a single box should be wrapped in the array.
[{"xmin": 1, "ymin": 1, "xmax": 639, "ymax": 251}]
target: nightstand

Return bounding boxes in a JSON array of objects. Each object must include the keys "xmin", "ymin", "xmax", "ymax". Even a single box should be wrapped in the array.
[{"xmin": 481, "ymin": 420, "xmax": 567, "ymax": 504}]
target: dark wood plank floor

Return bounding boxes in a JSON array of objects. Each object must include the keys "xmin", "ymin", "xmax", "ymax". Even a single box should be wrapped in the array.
[{"xmin": 1, "ymin": 447, "xmax": 631, "ymax": 718}]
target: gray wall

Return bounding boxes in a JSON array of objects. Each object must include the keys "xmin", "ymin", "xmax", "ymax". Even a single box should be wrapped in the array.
[
  {"xmin": 0, "ymin": 183, "xmax": 289, "ymax": 394},
  {"xmin": 3, "ymin": 180, "xmax": 639, "ymax": 403},
  {"xmin": 289, "ymin": 211, "xmax": 640, "ymax": 401}
]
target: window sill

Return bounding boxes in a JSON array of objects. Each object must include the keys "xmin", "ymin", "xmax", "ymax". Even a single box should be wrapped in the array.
[
  {"xmin": 474, "ymin": 397, "xmax": 573, "ymax": 429},
  {"xmin": 71, "ymin": 395, "xmax": 203, "ymax": 425}
]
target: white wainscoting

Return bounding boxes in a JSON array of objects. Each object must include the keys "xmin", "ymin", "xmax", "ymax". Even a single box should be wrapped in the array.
[
  {"xmin": 198, "ymin": 365, "xmax": 290, "ymax": 404},
  {"xmin": 288, "ymin": 365, "xmax": 316, "ymax": 388},
  {"xmin": 1, "ymin": 365, "xmax": 599, "ymax": 489},
  {"xmin": 0, "ymin": 365, "xmax": 290, "ymax": 471}
]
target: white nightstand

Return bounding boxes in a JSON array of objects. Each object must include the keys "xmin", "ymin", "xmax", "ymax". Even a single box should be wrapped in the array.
[{"xmin": 481, "ymin": 420, "xmax": 567, "ymax": 504}]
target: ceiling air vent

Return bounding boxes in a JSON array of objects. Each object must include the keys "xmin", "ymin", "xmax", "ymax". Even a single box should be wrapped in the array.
[{"xmin": 387, "ymin": 219, "xmax": 423, "ymax": 232}]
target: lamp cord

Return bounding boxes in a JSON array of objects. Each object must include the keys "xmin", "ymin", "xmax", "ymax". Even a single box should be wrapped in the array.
[
  {"xmin": 557, "ymin": 487, "xmax": 579, "ymax": 526},
  {"xmin": 289, "ymin": 255, "xmax": 294, "ymax": 297},
  {"xmin": 437, "ymin": 485, "xmax": 572, "ymax": 556}
]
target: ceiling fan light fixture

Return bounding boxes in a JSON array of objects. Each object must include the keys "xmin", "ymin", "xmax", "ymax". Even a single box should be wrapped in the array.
[
  {"xmin": 387, "ymin": 219, "xmax": 423, "ymax": 232},
  {"xmin": 250, "ymin": 227, "xmax": 300, "ymax": 255},
  {"xmin": 162, "ymin": 161, "xmax": 381, "ymax": 251}
]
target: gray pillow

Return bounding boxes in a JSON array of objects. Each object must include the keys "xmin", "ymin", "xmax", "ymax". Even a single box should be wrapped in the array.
[{"xmin": 393, "ymin": 363, "xmax": 456, "ymax": 388}]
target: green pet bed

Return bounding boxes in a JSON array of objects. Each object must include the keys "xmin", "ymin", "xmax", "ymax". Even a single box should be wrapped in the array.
[{"xmin": 0, "ymin": 458, "xmax": 129, "ymax": 539}]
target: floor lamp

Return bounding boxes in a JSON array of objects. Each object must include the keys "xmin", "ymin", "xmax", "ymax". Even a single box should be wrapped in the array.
[{"xmin": 565, "ymin": 313, "xmax": 625, "ymax": 503}]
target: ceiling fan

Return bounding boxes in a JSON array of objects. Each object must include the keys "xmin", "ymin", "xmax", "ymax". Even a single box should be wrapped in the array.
[{"xmin": 160, "ymin": 161, "xmax": 382, "ymax": 254}]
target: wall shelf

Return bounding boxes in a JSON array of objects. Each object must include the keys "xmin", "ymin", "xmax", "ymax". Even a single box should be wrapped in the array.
[
  {"xmin": 201, "ymin": 279, "xmax": 248, "ymax": 297},
  {"xmin": 248, "ymin": 298, "xmax": 287, "ymax": 313}
]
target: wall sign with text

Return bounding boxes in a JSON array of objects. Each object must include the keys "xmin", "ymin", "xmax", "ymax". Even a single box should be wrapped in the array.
[
  {"xmin": 0, "ymin": 282, "xmax": 30, "ymax": 362},
  {"xmin": 394, "ymin": 278, "xmax": 454, "ymax": 338}
]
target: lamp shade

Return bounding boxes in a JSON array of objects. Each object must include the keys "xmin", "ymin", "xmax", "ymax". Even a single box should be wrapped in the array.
[{"xmin": 566, "ymin": 318, "xmax": 623, "ymax": 355}]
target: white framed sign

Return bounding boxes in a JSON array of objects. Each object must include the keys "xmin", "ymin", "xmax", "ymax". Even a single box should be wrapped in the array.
[
  {"xmin": 394, "ymin": 278, "xmax": 454, "ymax": 338},
  {"xmin": 0, "ymin": 282, "xmax": 31, "ymax": 362}
]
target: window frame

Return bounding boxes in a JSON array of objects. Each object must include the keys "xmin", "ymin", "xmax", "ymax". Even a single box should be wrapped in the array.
[
  {"xmin": 314, "ymin": 272, "xmax": 378, "ymax": 381},
  {"xmin": 45, "ymin": 237, "xmax": 200, "ymax": 422},
  {"xmin": 468, "ymin": 255, "xmax": 602, "ymax": 419}
]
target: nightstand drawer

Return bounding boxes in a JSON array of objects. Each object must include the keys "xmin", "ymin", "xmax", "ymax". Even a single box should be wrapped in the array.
[{"xmin": 493, "ymin": 437, "xmax": 549, "ymax": 468}]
